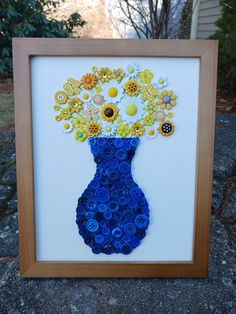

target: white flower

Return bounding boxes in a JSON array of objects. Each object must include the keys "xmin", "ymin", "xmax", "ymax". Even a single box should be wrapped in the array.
[
  {"xmin": 118, "ymin": 96, "xmax": 145, "ymax": 123},
  {"xmin": 62, "ymin": 121, "xmax": 73, "ymax": 133},
  {"xmin": 155, "ymin": 76, "xmax": 168, "ymax": 90},
  {"xmin": 125, "ymin": 63, "xmax": 140, "ymax": 78},
  {"xmin": 145, "ymin": 124, "xmax": 158, "ymax": 139},
  {"xmin": 80, "ymin": 90, "xmax": 93, "ymax": 103},
  {"xmin": 102, "ymin": 122, "xmax": 117, "ymax": 137},
  {"xmin": 101, "ymin": 80, "xmax": 124, "ymax": 103}
]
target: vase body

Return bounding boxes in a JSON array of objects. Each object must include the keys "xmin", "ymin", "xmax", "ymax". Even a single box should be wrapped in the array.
[{"xmin": 76, "ymin": 137, "xmax": 150, "ymax": 255}]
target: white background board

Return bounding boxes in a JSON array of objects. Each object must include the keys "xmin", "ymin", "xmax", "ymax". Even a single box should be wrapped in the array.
[{"xmin": 31, "ymin": 56, "xmax": 199, "ymax": 262}]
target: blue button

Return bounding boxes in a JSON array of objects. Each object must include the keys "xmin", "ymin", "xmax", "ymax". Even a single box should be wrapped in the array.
[
  {"xmin": 115, "ymin": 149, "xmax": 127, "ymax": 161},
  {"xmin": 98, "ymin": 203, "xmax": 107, "ymax": 213},
  {"xmin": 108, "ymin": 200, "xmax": 119, "ymax": 212},
  {"xmin": 99, "ymin": 219, "xmax": 107, "ymax": 227},
  {"xmin": 135, "ymin": 214, "xmax": 149, "ymax": 230},
  {"xmin": 122, "ymin": 235, "xmax": 131, "ymax": 243},
  {"xmin": 95, "ymin": 187, "xmax": 110, "ymax": 203},
  {"xmin": 123, "ymin": 209, "xmax": 135, "ymax": 221},
  {"xmin": 136, "ymin": 229, "xmax": 146, "ymax": 240},
  {"xmin": 95, "ymin": 234, "xmax": 104, "ymax": 244},
  {"xmin": 97, "ymin": 138, "xmax": 106, "ymax": 147},
  {"xmin": 107, "ymin": 138, "xmax": 114, "ymax": 145},
  {"xmin": 124, "ymin": 223, "xmax": 136, "ymax": 235},
  {"xmin": 118, "ymin": 162, "xmax": 131, "ymax": 174},
  {"xmin": 130, "ymin": 236, "xmax": 140, "ymax": 248},
  {"xmin": 89, "ymin": 179, "xmax": 100, "ymax": 189},
  {"xmin": 85, "ymin": 198, "xmax": 97, "ymax": 211},
  {"xmin": 127, "ymin": 198, "xmax": 137, "ymax": 209},
  {"xmin": 85, "ymin": 211, "xmax": 95, "ymax": 220},
  {"xmin": 102, "ymin": 244, "xmax": 114, "ymax": 255},
  {"xmin": 83, "ymin": 188, "xmax": 94, "ymax": 198},
  {"xmin": 114, "ymin": 138, "xmax": 124, "ymax": 148},
  {"xmin": 118, "ymin": 196, "xmax": 127, "ymax": 206},
  {"xmin": 113, "ymin": 212, "xmax": 122, "ymax": 222},
  {"xmin": 108, "ymin": 169, "xmax": 119, "ymax": 182},
  {"xmin": 102, "ymin": 226, "xmax": 110, "ymax": 235},
  {"xmin": 111, "ymin": 190, "xmax": 119, "ymax": 199},
  {"xmin": 88, "ymin": 137, "xmax": 97, "ymax": 145},
  {"xmin": 130, "ymin": 186, "xmax": 142, "ymax": 199},
  {"xmin": 125, "ymin": 179, "xmax": 134, "ymax": 188},
  {"xmin": 113, "ymin": 240, "xmax": 121, "ymax": 248},
  {"xmin": 105, "ymin": 234, "xmax": 113, "ymax": 242},
  {"xmin": 118, "ymin": 221, "xmax": 125, "ymax": 228},
  {"xmin": 92, "ymin": 245, "xmax": 101, "ymax": 254},
  {"xmin": 86, "ymin": 219, "xmax": 99, "ymax": 232},
  {"xmin": 104, "ymin": 211, "xmax": 112, "ymax": 220},
  {"xmin": 108, "ymin": 159, "xmax": 119, "ymax": 169},
  {"xmin": 101, "ymin": 160, "xmax": 109, "ymax": 168},
  {"xmin": 130, "ymin": 138, "xmax": 140, "ymax": 148},
  {"xmin": 120, "ymin": 174, "xmax": 127, "ymax": 182},
  {"xmin": 101, "ymin": 146, "xmax": 114, "ymax": 160},
  {"xmin": 121, "ymin": 243, "xmax": 132, "ymax": 255},
  {"xmin": 112, "ymin": 227, "xmax": 123, "ymax": 238},
  {"xmin": 91, "ymin": 145, "xmax": 100, "ymax": 156},
  {"xmin": 123, "ymin": 142, "xmax": 131, "ymax": 151}
]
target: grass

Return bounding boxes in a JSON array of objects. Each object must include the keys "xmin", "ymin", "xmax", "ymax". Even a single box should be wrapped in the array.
[{"xmin": 0, "ymin": 92, "xmax": 14, "ymax": 130}]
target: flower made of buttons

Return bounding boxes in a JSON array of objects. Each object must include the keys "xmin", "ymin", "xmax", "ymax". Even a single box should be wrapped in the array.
[
  {"xmin": 101, "ymin": 80, "xmax": 124, "ymax": 103},
  {"xmin": 81, "ymin": 104, "xmax": 99, "ymax": 121},
  {"xmin": 124, "ymin": 80, "xmax": 139, "ymax": 96},
  {"xmin": 72, "ymin": 114, "xmax": 86, "ymax": 128},
  {"xmin": 155, "ymin": 76, "xmax": 168, "ymax": 90},
  {"xmin": 54, "ymin": 90, "xmax": 68, "ymax": 104},
  {"xmin": 97, "ymin": 67, "xmax": 112, "ymax": 83},
  {"xmin": 125, "ymin": 63, "xmax": 140, "ymax": 78},
  {"xmin": 63, "ymin": 78, "xmax": 81, "ymax": 96},
  {"xmin": 60, "ymin": 108, "xmax": 72, "ymax": 120},
  {"xmin": 100, "ymin": 103, "xmax": 119, "ymax": 122},
  {"xmin": 117, "ymin": 123, "xmax": 131, "ymax": 138},
  {"xmin": 102, "ymin": 122, "xmax": 117, "ymax": 137},
  {"xmin": 131, "ymin": 122, "xmax": 145, "ymax": 137},
  {"xmin": 62, "ymin": 121, "xmax": 73, "ymax": 133},
  {"xmin": 68, "ymin": 98, "xmax": 83, "ymax": 113},
  {"xmin": 74, "ymin": 127, "xmax": 87, "ymax": 141},
  {"xmin": 143, "ymin": 114, "xmax": 155, "ymax": 126},
  {"xmin": 140, "ymin": 84, "xmax": 158, "ymax": 101},
  {"xmin": 157, "ymin": 90, "xmax": 177, "ymax": 110},
  {"xmin": 158, "ymin": 120, "xmax": 175, "ymax": 136},
  {"xmin": 80, "ymin": 90, "xmax": 93, "ymax": 103},
  {"xmin": 112, "ymin": 68, "xmax": 125, "ymax": 82},
  {"xmin": 119, "ymin": 96, "xmax": 145, "ymax": 123},
  {"xmin": 139, "ymin": 69, "xmax": 153, "ymax": 83},
  {"xmin": 81, "ymin": 73, "xmax": 97, "ymax": 90},
  {"xmin": 144, "ymin": 100, "xmax": 157, "ymax": 114},
  {"xmin": 87, "ymin": 121, "xmax": 101, "ymax": 136},
  {"xmin": 145, "ymin": 124, "xmax": 158, "ymax": 139}
]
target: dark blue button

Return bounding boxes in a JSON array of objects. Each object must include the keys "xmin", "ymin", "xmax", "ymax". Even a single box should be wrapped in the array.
[
  {"xmin": 102, "ymin": 226, "xmax": 110, "ymax": 235},
  {"xmin": 115, "ymin": 149, "xmax": 127, "ymax": 161},
  {"xmin": 118, "ymin": 196, "xmax": 127, "ymax": 206},
  {"xmin": 86, "ymin": 219, "xmax": 99, "ymax": 232},
  {"xmin": 130, "ymin": 186, "xmax": 142, "ymax": 199},
  {"xmin": 135, "ymin": 214, "xmax": 149, "ymax": 230},
  {"xmin": 89, "ymin": 179, "xmax": 100, "ymax": 189},
  {"xmin": 104, "ymin": 211, "xmax": 112, "ymax": 220},
  {"xmin": 113, "ymin": 240, "xmax": 121, "ymax": 248},
  {"xmin": 121, "ymin": 243, "xmax": 132, "ymax": 255},
  {"xmin": 125, "ymin": 179, "xmax": 134, "ymax": 188},
  {"xmin": 130, "ymin": 138, "xmax": 140, "ymax": 148},
  {"xmin": 102, "ymin": 243, "xmax": 114, "ymax": 255},
  {"xmin": 95, "ymin": 234, "xmax": 104, "ymax": 244},
  {"xmin": 115, "ymin": 181, "xmax": 125, "ymax": 191},
  {"xmin": 99, "ymin": 219, "xmax": 107, "ymax": 227},
  {"xmin": 101, "ymin": 146, "xmax": 114, "ymax": 160},
  {"xmin": 112, "ymin": 227, "xmax": 123, "ymax": 238},
  {"xmin": 88, "ymin": 137, "xmax": 97, "ymax": 145},
  {"xmin": 105, "ymin": 234, "xmax": 113, "ymax": 242},
  {"xmin": 123, "ymin": 142, "xmax": 131, "ymax": 151},
  {"xmin": 114, "ymin": 138, "xmax": 124, "ymax": 148},
  {"xmin": 85, "ymin": 211, "xmax": 95, "ymax": 220},
  {"xmin": 108, "ymin": 159, "xmax": 119, "ymax": 169},
  {"xmin": 95, "ymin": 187, "xmax": 110, "ymax": 203},
  {"xmin": 118, "ymin": 221, "xmax": 125, "ymax": 228},
  {"xmin": 130, "ymin": 236, "xmax": 141, "ymax": 248},
  {"xmin": 106, "ymin": 138, "xmax": 114, "ymax": 145},
  {"xmin": 111, "ymin": 190, "xmax": 119, "ymax": 199},
  {"xmin": 108, "ymin": 200, "xmax": 119, "ymax": 212},
  {"xmin": 91, "ymin": 145, "xmax": 100, "ymax": 156},
  {"xmin": 120, "ymin": 174, "xmax": 127, "ymax": 182},
  {"xmin": 98, "ymin": 203, "xmax": 107, "ymax": 213},
  {"xmin": 118, "ymin": 162, "xmax": 131, "ymax": 174},
  {"xmin": 97, "ymin": 138, "xmax": 106, "ymax": 147},
  {"xmin": 83, "ymin": 188, "xmax": 94, "ymax": 198},
  {"xmin": 85, "ymin": 198, "xmax": 97, "ymax": 211},
  {"xmin": 122, "ymin": 235, "xmax": 131, "ymax": 243},
  {"xmin": 124, "ymin": 223, "xmax": 136, "ymax": 235},
  {"xmin": 101, "ymin": 160, "xmax": 109, "ymax": 168},
  {"xmin": 123, "ymin": 209, "xmax": 135, "ymax": 221},
  {"xmin": 136, "ymin": 228, "xmax": 146, "ymax": 240},
  {"xmin": 127, "ymin": 198, "xmax": 137, "ymax": 209},
  {"xmin": 108, "ymin": 169, "xmax": 119, "ymax": 181},
  {"xmin": 113, "ymin": 212, "xmax": 122, "ymax": 222},
  {"xmin": 92, "ymin": 245, "xmax": 101, "ymax": 254}
]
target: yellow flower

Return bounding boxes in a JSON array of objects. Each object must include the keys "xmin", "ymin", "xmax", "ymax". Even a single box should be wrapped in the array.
[
  {"xmin": 124, "ymin": 80, "xmax": 139, "ymax": 96},
  {"xmin": 92, "ymin": 66, "xmax": 98, "ymax": 73},
  {"xmin": 63, "ymin": 78, "xmax": 81, "ymax": 96},
  {"xmin": 143, "ymin": 114, "xmax": 155, "ymax": 126},
  {"xmin": 100, "ymin": 103, "xmax": 119, "ymax": 122},
  {"xmin": 140, "ymin": 84, "xmax": 158, "ymax": 101},
  {"xmin": 54, "ymin": 90, "xmax": 67, "ymax": 104},
  {"xmin": 144, "ymin": 101, "xmax": 157, "ymax": 114},
  {"xmin": 131, "ymin": 122, "xmax": 145, "ymax": 137},
  {"xmin": 53, "ymin": 105, "xmax": 60, "ymax": 111},
  {"xmin": 55, "ymin": 115, "xmax": 62, "ymax": 122},
  {"xmin": 167, "ymin": 112, "xmax": 174, "ymax": 118},
  {"xmin": 117, "ymin": 123, "xmax": 131, "ymax": 138},
  {"xmin": 157, "ymin": 90, "xmax": 177, "ymax": 110},
  {"xmin": 74, "ymin": 128, "xmax": 87, "ymax": 142},
  {"xmin": 139, "ymin": 69, "xmax": 153, "ymax": 83},
  {"xmin": 95, "ymin": 86, "xmax": 102, "ymax": 93},
  {"xmin": 87, "ymin": 121, "xmax": 101, "ymax": 136},
  {"xmin": 60, "ymin": 108, "xmax": 72, "ymax": 120},
  {"xmin": 72, "ymin": 115, "xmax": 86, "ymax": 128},
  {"xmin": 158, "ymin": 120, "xmax": 175, "ymax": 136},
  {"xmin": 112, "ymin": 68, "xmax": 125, "ymax": 81},
  {"xmin": 81, "ymin": 73, "xmax": 97, "ymax": 90},
  {"xmin": 68, "ymin": 98, "xmax": 83, "ymax": 112},
  {"xmin": 97, "ymin": 67, "xmax": 112, "ymax": 83}
]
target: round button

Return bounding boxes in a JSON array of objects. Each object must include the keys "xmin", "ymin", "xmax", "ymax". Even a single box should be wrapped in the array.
[
  {"xmin": 101, "ymin": 146, "xmax": 114, "ymax": 160},
  {"xmin": 98, "ymin": 203, "xmax": 107, "ymax": 213},
  {"xmin": 121, "ymin": 243, "xmax": 132, "ymax": 255},
  {"xmin": 130, "ymin": 186, "xmax": 142, "ymax": 199},
  {"xmin": 102, "ymin": 244, "xmax": 114, "ymax": 255},
  {"xmin": 118, "ymin": 162, "xmax": 131, "ymax": 174},
  {"xmin": 89, "ymin": 179, "xmax": 100, "ymax": 190},
  {"xmin": 85, "ymin": 198, "xmax": 97, "ymax": 211},
  {"xmin": 95, "ymin": 234, "xmax": 104, "ymax": 244},
  {"xmin": 99, "ymin": 219, "xmax": 107, "ymax": 227},
  {"xmin": 91, "ymin": 145, "xmax": 100, "ymax": 157},
  {"xmin": 83, "ymin": 188, "xmax": 94, "ymax": 198},
  {"xmin": 88, "ymin": 137, "xmax": 97, "ymax": 145},
  {"xmin": 92, "ymin": 245, "xmax": 101, "ymax": 254},
  {"xmin": 123, "ymin": 142, "xmax": 131, "ymax": 151},
  {"xmin": 112, "ymin": 227, "xmax": 123, "ymax": 238},
  {"xmin": 113, "ymin": 240, "xmax": 121, "ymax": 248},
  {"xmin": 111, "ymin": 190, "xmax": 119, "ymax": 199},
  {"xmin": 114, "ymin": 138, "xmax": 124, "ymax": 148},
  {"xmin": 124, "ymin": 223, "xmax": 136, "ymax": 235},
  {"xmin": 86, "ymin": 219, "xmax": 99, "ymax": 232},
  {"xmin": 130, "ymin": 138, "xmax": 140, "ymax": 148},
  {"xmin": 85, "ymin": 211, "xmax": 95, "ymax": 220},
  {"xmin": 104, "ymin": 211, "xmax": 112, "ymax": 220},
  {"xmin": 127, "ymin": 198, "xmax": 137, "ymax": 209},
  {"xmin": 123, "ymin": 209, "xmax": 135, "ymax": 222},
  {"xmin": 125, "ymin": 179, "xmax": 134, "ymax": 188},
  {"xmin": 108, "ymin": 170, "xmax": 119, "ymax": 182},
  {"xmin": 122, "ymin": 235, "xmax": 131, "ymax": 243},
  {"xmin": 136, "ymin": 228, "xmax": 146, "ymax": 240},
  {"xmin": 135, "ymin": 214, "xmax": 149, "ymax": 230},
  {"xmin": 95, "ymin": 187, "xmax": 110, "ymax": 203},
  {"xmin": 109, "ymin": 159, "xmax": 119, "ymax": 169},
  {"xmin": 115, "ymin": 149, "xmax": 127, "ymax": 161},
  {"xmin": 108, "ymin": 200, "xmax": 119, "ymax": 212},
  {"xmin": 105, "ymin": 234, "xmax": 113, "ymax": 243},
  {"xmin": 97, "ymin": 138, "xmax": 106, "ymax": 147},
  {"xmin": 130, "ymin": 236, "xmax": 141, "ymax": 248},
  {"xmin": 118, "ymin": 196, "xmax": 127, "ymax": 206},
  {"xmin": 102, "ymin": 226, "xmax": 110, "ymax": 235},
  {"xmin": 113, "ymin": 212, "xmax": 122, "ymax": 222}
]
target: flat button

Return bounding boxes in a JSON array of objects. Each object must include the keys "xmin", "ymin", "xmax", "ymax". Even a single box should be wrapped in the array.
[
  {"xmin": 104, "ymin": 211, "xmax": 112, "ymax": 220},
  {"xmin": 108, "ymin": 170, "xmax": 119, "ymax": 182},
  {"xmin": 101, "ymin": 146, "xmax": 114, "ymax": 160},
  {"xmin": 83, "ymin": 188, "xmax": 94, "ymax": 198},
  {"xmin": 123, "ymin": 209, "xmax": 135, "ymax": 222},
  {"xmin": 115, "ymin": 149, "xmax": 127, "ymax": 161},
  {"xmin": 130, "ymin": 236, "xmax": 141, "ymax": 248},
  {"xmin": 102, "ymin": 244, "xmax": 114, "ymax": 255},
  {"xmin": 124, "ymin": 223, "xmax": 136, "ymax": 235},
  {"xmin": 85, "ymin": 211, "xmax": 95, "ymax": 220},
  {"xmin": 118, "ymin": 162, "xmax": 131, "ymax": 174},
  {"xmin": 95, "ymin": 187, "xmax": 110, "ymax": 203},
  {"xmin": 95, "ymin": 234, "xmax": 104, "ymax": 244},
  {"xmin": 85, "ymin": 198, "xmax": 97, "ymax": 211},
  {"xmin": 135, "ymin": 214, "xmax": 149, "ymax": 230},
  {"xmin": 130, "ymin": 186, "xmax": 142, "ymax": 199},
  {"xmin": 98, "ymin": 203, "xmax": 107, "ymax": 213},
  {"xmin": 97, "ymin": 138, "xmax": 106, "ymax": 147},
  {"xmin": 121, "ymin": 243, "xmax": 132, "ymax": 255},
  {"xmin": 113, "ymin": 212, "xmax": 122, "ymax": 221},
  {"xmin": 108, "ymin": 200, "xmax": 119, "ymax": 212},
  {"xmin": 125, "ymin": 179, "xmax": 134, "ymax": 188},
  {"xmin": 99, "ymin": 219, "xmax": 107, "ymax": 227},
  {"xmin": 113, "ymin": 240, "xmax": 121, "ymax": 248},
  {"xmin": 130, "ymin": 138, "xmax": 140, "ymax": 148},
  {"xmin": 108, "ymin": 159, "xmax": 119, "ymax": 169},
  {"xmin": 122, "ymin": 235, "xmax": 131, "ymax": 243},
  {"xmin": 89, "ymin": 179, "xmax": 100, "ymax": 189},
  {"xmin": 101, "ymin": 226, "xmax": 110, "ymax": 235},
  {"xmin": 86, "ymin": 219, "xmax": 99, "ymax": 232},
  {"xmin": 112, "ymin": 227, "xmax": 123, "ymax": 238},
  {"xmin": 88, "ymin": 137, "xmax": 97, "ymax": 145},
  {"xmin": 118, "ymin": 196, "xmax": 127, "ymax": 206},
  {"xmin": 114, "ymin": 138, "xmax": 124, "ymax": 148},
  {"xmin": 91, "ymin": 145, "xmax": 100, "ymax": 156},
  {"xmin": 127, "ymin": 198, "xmax": 137, "ymax": 209},
  {"xmin": 92, "ymin": 246, "xmax": 101, "ymax": 254}
]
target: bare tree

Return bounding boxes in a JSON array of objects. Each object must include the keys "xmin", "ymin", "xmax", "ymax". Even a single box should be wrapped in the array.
[{"xmin": 107, "ymin": 0, "xmax": 185, "ymax": 39}]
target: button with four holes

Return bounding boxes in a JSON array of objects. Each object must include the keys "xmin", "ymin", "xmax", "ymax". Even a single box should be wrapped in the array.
[{"xmin": 86, "ymin": 219, "xmax": 99, "ymax": 232}]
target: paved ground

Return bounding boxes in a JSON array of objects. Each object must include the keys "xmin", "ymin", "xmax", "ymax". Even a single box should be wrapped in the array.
[{"xmin": 0, "ymin": 114, "xmax": 235, "ymax": 314}]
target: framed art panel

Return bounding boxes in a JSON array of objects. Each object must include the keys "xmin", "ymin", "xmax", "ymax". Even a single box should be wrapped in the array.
[{"xmin": 13, "ymin": 39, "xmax": 218, "ymax": 277}]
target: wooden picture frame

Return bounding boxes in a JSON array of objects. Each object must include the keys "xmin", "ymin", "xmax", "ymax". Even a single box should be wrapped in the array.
[{"xmin": 13, "ymin": 38, "xmax": 218, "ymax": 278}]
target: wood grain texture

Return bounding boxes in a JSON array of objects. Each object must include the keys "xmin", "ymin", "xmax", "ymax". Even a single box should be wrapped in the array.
[{"xmin": 12, "ymin": 38, "xmax": 218, "ymax": 278}]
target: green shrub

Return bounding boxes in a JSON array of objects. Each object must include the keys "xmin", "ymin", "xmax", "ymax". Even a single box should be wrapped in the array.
[
  {"xmin": 0, "ymin": 0, "xmax": 85, "ymax": 77},
  {"xmin": 210, "ymin": 0, "xmax": 236, "ymax": 92}
]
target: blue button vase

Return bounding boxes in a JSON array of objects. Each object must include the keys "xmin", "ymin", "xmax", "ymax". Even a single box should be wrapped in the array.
[{"xmin": 76, "ymin": 137, "xmax": 150, "ymax": 255}]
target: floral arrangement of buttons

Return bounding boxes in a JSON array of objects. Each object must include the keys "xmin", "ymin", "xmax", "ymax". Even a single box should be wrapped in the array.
[{"xmin": 53, "ymin": 64, "xmax": 177, "ymax": 140}]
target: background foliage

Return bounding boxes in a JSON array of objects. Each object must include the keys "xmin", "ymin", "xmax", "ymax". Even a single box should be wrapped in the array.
[{"xmin": 0, "ymin": 0, "xmax": 85, "ymax": 77}]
